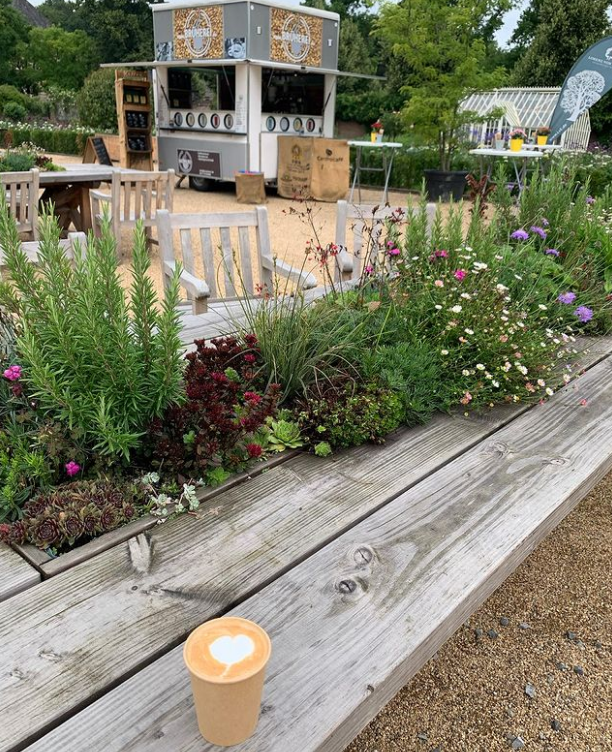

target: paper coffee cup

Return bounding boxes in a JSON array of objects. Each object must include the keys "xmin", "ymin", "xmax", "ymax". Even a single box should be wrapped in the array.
[{"xmin": 184, "ymin": 616, "xmax": 272, "ymax": 747}]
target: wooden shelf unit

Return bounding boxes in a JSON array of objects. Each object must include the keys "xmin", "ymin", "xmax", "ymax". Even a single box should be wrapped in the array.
[{"xmin": 115, "ymin": 70, "xmax": 153, "ymax": 170}]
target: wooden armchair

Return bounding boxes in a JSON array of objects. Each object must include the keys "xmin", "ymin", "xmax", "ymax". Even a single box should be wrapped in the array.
[
  {"xmin": 334, "ymin": 200, "xmax": 436, "ymax": 283},
  {"xmin": 156, "ymin": 206, "xmax": 317, "ymax": 316},
  {"xmin": 1, "ymin": 169, "xmax": 40, "ymax": 240},
  {"xmin": 91, "ymin": 169, "xmax": 174, "ymax": 244}
]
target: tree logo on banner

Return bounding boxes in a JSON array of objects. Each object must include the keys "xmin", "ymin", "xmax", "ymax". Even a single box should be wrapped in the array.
[{"xmin": 560, "ymin": 70, "xmax": 605, "ymax": 122}]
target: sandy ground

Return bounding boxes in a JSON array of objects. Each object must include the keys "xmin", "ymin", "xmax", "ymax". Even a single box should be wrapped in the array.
[
  {"xmin": 345, "ymin": 475, "xmax": 612, "ymax": 752},
  {"xmin": 48, "ymin": 153, "xmax": 414, "ymax": 297}
]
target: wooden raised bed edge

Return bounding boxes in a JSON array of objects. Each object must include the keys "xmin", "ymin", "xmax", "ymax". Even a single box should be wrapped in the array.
[{"xmin": 11, "ymin": 450, "xmax": 300, "ymax": 578}]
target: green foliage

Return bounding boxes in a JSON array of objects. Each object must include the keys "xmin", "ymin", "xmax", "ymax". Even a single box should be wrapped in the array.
[
  {"xmin": 77, "ymin": 68, "xmax": 118, "ymax": 133},
  {"xmin": 39, "ymin": 0, "xmax": 154, "ymax": 64},
  {"xmin": 314, "ymin": 441, "xmax": 332, "ymax": 457},
  {"xmin": 298, "ymin": 382, "xmax": 404, "ymax": 449},
  {"xmin": 2, "ymin": 102, "xmax": 27, "ymax": 122},
  {"xmin": 376, "ymin": 0, "xmax": 511, "ymax": 170},
  {"xmin": 0, "ymin": 0, "xmax": 29, "ymax": 88},
  {"xmin": 0, "ymin": 123, "xmax": 91, "ymax": 155},
  {"xmin": 18, "ymin": 27, "xmax": 97, "ymax": 91},
  {"xmin": 0, "ymin": 85, "xmax": 27, "ymax": 112},
  {"xmin": 511, "ymin": 0, "xmax": 611, "ymax": 86},
  {"xmin": 0, "ymin": 150, "xmax": 34, "ymax": 172},
  {"xmin": 361, "ymin": 341, "xmax": 453, "ymax": 425},
  {"xmin": 0, "ymin": 204, "xmax": 184, "ymax": 460}
]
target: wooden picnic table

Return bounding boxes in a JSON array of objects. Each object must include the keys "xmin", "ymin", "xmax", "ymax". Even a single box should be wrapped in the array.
[
  {"xmin": 39, "ymin": 166, "xmax": 140, "ymax": 234},
  {"xmin": 1, "ymin": 337, "xmax": 612, "ymax": 752}
]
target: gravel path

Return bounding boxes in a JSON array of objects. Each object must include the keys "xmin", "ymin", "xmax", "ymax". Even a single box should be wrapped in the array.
[{"xmin": 346, "ymin": 473, "xmax": 612, "ymax": 752}]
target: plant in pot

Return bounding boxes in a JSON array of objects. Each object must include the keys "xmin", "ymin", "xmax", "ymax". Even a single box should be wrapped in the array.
[
  {"xmin": 509, "ymin": 128, "xmax": 526, "ymax": 152},
  {"xmin": 536, "ymin": 126, "xmax": 550, "ymax": 146},
  {"xmin": 376, "ymin": 0, "xmax": 510, "ymax": 201},
  {"xmin": 371, "ymin": 118, "xmax": 384, "ymax": 143},
  {"xmin": 494, "ymin": 131, "xmax": 505, "ymax": 150}
]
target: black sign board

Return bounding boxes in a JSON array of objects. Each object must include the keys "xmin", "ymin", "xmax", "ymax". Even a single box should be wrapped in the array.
[
  {"xmin": 92, "ymin": 137, "xmax": 112, "ymax": 166},
  {"xmin": 177, "ymin": 148, "xmax": 221, "ymax": 178}
]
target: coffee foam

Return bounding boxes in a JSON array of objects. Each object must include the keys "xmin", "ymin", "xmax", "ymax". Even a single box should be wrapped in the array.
[{"xmin": 184, "ymin": 617, "xmax": 271, "ymax": 683}]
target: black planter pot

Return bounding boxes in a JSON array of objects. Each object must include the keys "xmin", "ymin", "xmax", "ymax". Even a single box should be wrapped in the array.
[{"xmin": 424, "ymin": 169, "xmax": 469, "ymax": 202}]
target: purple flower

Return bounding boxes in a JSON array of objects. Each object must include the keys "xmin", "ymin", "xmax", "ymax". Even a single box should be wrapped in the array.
[
  {"xmin": 530, "ymin": 225, "xmax": 547, "ymax": 239},
  {"xmin": 65, "ymin": 461, "xmax": 81, "ymax": 477},
  {"xmin": 545, "ymin": 248, "xmax": 560, "ymax": 257},
  {"xmin": 574, "ymin": 305, "xmax": 594, "ymax": 323},
  {"xmin": 586, "ymin": 196, "xmax": 595, "ymax": 205},
  {"xmin": 541, "ymin": 218, "xmax": 550, "ymax": 227},
  {"xmin": 3, "ymin": 365, "xmax": 21, "ymax": 381},
  {"xmin": 511, "ymin": 229, "xmax": 529, "ymax": 241},
  {"xmin": 557, "ymin": 292, "xmax": 577, "ymax": 305}
]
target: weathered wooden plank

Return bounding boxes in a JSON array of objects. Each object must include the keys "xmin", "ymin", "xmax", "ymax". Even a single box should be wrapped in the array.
[
  {"xmin": 0, "ymin": 544, "xmax": 39, "ymax": 602},
  {"xmin": 27, "ymin": 351, "xmax": 612, "ymax": 752},
  {"xmin": 0, "ymin": 402, "xmax": 533, "ymax": 751}
]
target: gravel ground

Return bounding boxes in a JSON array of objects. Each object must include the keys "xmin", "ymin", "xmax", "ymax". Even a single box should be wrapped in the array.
[
  {"xmin": 48, "ymin": 154, "xmax": 412, "ymax": 295},
  {"xmin": 346, "ymin": 474, "xmax": 612, "ymax": 752}
]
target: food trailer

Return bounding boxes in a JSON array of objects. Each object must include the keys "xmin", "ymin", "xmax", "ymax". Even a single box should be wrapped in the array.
[{"xmin": 112, "ymin": 0, "xmax": 356, "ymax": 190}]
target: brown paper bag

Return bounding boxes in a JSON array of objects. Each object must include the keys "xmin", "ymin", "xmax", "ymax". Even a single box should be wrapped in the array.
[
  {"xmin": 310, "ymin": 138, "xmax": 349, "ymax": 202},
  {"xmin": 236, "ymin": 173, "xmax": 266, "ymax": 204},
  {"xmin": 277, "ymin": 136, "xmax": 313, "ymax": 199}
]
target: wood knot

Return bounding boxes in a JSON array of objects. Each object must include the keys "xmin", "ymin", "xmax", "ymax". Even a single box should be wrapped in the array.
[
  {"xmin": 353, "ymin": 546, "xmax": 375, "ymax": 566},
  {"xmin": 336, "ymin": 578, "xmax": 357, "ymax": 594},
  {"xmin": 366, "ymin": 684, "xmax": 375, "ymax": 695}
]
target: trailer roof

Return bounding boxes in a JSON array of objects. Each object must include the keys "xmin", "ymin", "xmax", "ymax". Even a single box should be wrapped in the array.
[{"xmin": 149, "ymin": 0, "xmax": 340, "ymax": 21}]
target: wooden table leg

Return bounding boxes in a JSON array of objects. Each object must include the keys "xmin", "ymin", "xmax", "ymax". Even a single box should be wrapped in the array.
[{"xmin": 79, "ymin": 184, "xmax": 93, "ymax": 233}]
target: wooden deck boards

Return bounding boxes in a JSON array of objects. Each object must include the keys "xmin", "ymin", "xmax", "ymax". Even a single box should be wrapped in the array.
[
  {"xmin": 0, "ymin": 544, "xmax": 39, "ymax": 603},
  {"xmin": 1, "ymin": 404, "xmax": 531, "ymax": 752},
  {"xmin": 25, "ymin": 350, "xmax": 612, "ymax": 752}
]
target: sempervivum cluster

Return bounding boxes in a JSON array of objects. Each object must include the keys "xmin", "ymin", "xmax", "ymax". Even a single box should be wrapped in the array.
[{"xmin": 0, "ymin": 481, "xmax": 147, "ymax": 551}]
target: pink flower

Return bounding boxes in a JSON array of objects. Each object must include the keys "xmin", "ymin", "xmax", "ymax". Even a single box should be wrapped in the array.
[
  {"xmin": 454, "ymin": 269, "xmax": 467, "ymax": 281},
  {"xmin": 3, "ymin": 365, "xmax": 21, "ymax": 382},
  {"xmin": 499, "ymin": 335, "xmax": 508, "ymax": 343},
  {"xmin": 387, "ymin": 247, "xmax": 400, "ymax": 256},
  {"xmin": 460, "ymin": 391, "xmax": 473, "ymax": 405},
  {"xmin": 65, "ymin": 461, "xmax": 81, "ymax": 477},
  {"xmin": 434, "ymin": 279, "xmax": 444, "ymax": 288},
  {"xmin": 364, "ymin": 264, "xmax": 374, "ymax": 275}
]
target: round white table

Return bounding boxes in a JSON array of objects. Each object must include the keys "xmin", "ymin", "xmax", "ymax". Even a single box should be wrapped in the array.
[
  {"xmin": 347, "ymin": 140, "xmax": 403, "ymax": 204},
  {"xmin": 469, "ymin": 148, "xmax": 544, "ymax": 196}
]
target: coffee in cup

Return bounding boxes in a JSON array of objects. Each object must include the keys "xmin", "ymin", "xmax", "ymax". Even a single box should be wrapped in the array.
[{"xmin": 183, "ymin": 616, "xmax": 272, "ymax": 746}]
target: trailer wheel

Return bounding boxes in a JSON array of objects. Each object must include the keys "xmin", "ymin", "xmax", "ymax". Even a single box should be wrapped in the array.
[{"xmin": 189, "ymin": 176, "xmax": 213, "ymax": 192}]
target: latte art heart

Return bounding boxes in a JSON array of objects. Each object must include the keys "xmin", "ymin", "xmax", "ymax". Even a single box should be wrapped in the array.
[{"xmin": 209, "ymin": 634, "xmax": 255, "ymax": 669}]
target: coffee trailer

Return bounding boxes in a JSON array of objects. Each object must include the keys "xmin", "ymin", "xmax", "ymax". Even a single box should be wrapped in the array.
[{"xmin": 110, "ymin": 0, "xmax": 367, "ymax": 190}]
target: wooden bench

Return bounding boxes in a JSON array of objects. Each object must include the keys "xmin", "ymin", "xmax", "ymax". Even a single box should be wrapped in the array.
[
  {"xmin": 1, "ymin": 169, "xmax": 39, "ymax": 241},
  {"xmin": 5, "ymin": 339, "xmax": 612, "ymax": 752}
]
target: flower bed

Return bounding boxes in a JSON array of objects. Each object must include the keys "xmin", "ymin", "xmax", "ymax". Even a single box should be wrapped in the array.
[
  {"xmin": 0, "ymin": 119, "xmax": 93, "ymax": 156},
  {"xmin": 0, "ymin": 159, "xmax": 610, "ymax": 563}
]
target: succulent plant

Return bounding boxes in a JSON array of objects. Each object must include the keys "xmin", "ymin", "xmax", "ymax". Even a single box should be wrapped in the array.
[{"xmin": 266, "ymin": 418, "xmax": 304, "ymax": 451}]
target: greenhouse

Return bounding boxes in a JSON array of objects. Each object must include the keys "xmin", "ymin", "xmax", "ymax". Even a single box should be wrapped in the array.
[{"xmin": 462, "ymin": 86, "xmax": 591, "ymax": 149}]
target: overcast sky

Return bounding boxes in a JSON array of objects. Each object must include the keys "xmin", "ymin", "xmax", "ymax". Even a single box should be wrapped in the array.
[{"xmin": 27, "ymin": 0, "xmax": 525, "ymax": 48}]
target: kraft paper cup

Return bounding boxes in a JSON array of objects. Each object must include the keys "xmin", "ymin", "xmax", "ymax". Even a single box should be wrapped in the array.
[{"xmin": 184, "ymin": 617, "xmax": 272, "ymax": 747}]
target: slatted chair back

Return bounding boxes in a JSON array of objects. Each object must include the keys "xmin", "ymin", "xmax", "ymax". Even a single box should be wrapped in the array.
[
  {"xmin": 0, "ymin": 232, "xmax": 87, "ymax": 269},
  {"xmin": 91, "ymin": 169, "xmax": 174, "ymax": 242},
  {"xmin": 1, "ymin": 169, "xmax": 40, "ymax": 240},
  {"xmin": 157, "ymin": 206, "xmax": 276, "ymax": 314},
  {"xmin": 334, "ymin": 200, "xmax": 436, "ymax": 283}
]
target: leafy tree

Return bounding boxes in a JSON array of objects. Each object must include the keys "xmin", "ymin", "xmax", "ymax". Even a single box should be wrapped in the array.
[
  {"xmin": 77, "ymin": 68, "xmax": 118, "ymax": 132},
  {"xmin": 511, "ymin": 0, "xmax": 612, "ymax": 86},
  {"xmin": 376, "ymin": 0, "xmax": 511, "ymax": 170},
  {"xmin": 17, "ymin": 27, "xmax": 98, "ymax": 91},
  {"xmin": 0, "ymin": 0, "xmax": 30, "ymax": 88},
  {"xmin": 39, "ymin": 0, "xmax": 155, "ymax": 63}
]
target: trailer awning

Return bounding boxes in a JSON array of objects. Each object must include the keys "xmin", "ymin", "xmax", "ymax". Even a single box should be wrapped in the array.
[{"xmin": 101, "ymin": 59, "xmax": 384, "ymax": 80}]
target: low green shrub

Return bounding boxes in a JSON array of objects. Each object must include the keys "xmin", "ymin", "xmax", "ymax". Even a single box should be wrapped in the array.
[
  {"xmin": 0, "ymin": 122, "xmax": 92, "ymax": 155},
  {"xmin": 298, "ymin": 380, "xmax": 404, "ymax": 448},
  {"xmin": 3, "ymin": 102, "xmax": 27, "ymax": 122}
]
